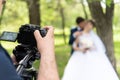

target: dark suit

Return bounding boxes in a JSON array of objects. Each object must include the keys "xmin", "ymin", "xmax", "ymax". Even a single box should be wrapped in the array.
[
  {"xmin": 69, "ymin": 27, "xmax": 82, "ymax": 55},
  {"xmin": 0, "ymin": 45, "xmax": 22, "ymax": 80}
]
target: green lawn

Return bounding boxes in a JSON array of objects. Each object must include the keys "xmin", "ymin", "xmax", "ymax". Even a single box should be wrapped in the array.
[{"xmin": 1, "ymin": 27, "xmax": 120, "ymax": 78}]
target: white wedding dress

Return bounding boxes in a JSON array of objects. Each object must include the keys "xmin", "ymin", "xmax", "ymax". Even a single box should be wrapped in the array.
[{"xmin": 62, "ymin": 31, "xmax": 119, "ymax": 80}]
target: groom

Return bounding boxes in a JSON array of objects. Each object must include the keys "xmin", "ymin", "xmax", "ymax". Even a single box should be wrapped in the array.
[{"xmin": 69, "ymin": 17, "xmax": 86, "ymax": 55}]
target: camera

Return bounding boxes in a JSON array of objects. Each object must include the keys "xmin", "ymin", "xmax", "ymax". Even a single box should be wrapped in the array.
[
  {"xmin": 17, "ymin": 24, "xmax": 47, "ymax": 46},
  {"xmin": 0, "ymin": 24, "xmax": 47, "ymax": 46},
  {"xmin": 0, "ymin": 24, "xmax": 47, "ymax": 62},
  {"xmin": 0, "ymin": 24, "xmax": 47, "ymax": 80}
]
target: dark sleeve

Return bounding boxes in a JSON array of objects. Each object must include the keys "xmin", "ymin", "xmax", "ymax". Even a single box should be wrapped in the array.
[
  {"xmin": 0, "ymin": 45, "xmax": 22, "ymax": 80},
  {"xmin": 68, "ymin": 29, "xmax": 76, "ymax": 45}
]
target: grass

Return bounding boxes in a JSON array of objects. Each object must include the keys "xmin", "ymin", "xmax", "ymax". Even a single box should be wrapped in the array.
[
  {"xmin": 1, "ymin": 27, "xmax": 120, "ymax": 78},
  {"xmin": 55, "ymin": 44, "xmax": 70, "ymax": 77}
]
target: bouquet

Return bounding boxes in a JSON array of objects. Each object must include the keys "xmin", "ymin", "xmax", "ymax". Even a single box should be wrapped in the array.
[{"xmin": 80, "ymin": 38, "xmax": 94, "ymax": 49}]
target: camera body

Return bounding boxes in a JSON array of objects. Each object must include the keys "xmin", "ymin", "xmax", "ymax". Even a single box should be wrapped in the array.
[
  {"xmin": 0, "ymin": 24, "xmax": 47, "ymax": 62},
  {"xmin": 17, "ymin": 24, "xmax": 47, "ymax": 46},
  {"xmin": 13, "ymin": 24, "xmax": 47, "ymax": 62},
  {"xmin": 0, "ymin": 24, "xmax": 47, "ymax": 46}
]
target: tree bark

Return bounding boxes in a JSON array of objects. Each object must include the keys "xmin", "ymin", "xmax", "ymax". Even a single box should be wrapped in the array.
[
  {"xmin": 81, "ymin": 0, "xmax": 88, "ymax": 19},
  {"xmin": 60, "ymin": 7, "xmax": 66, "ymax": 44},
  {"xmin": 26, "ymin": 0, "xmax": 41, "ymax": 26},
  {"xmin": 87, "ymin": 0, "xmax": 116, "ymax": 69},
  {"xmin": 57, "ymin": 0, "xmax": 67, "ymax": 44},
  {"xmin": 0, "ymin": 3, "xmax": 6, "ymax": 25}
]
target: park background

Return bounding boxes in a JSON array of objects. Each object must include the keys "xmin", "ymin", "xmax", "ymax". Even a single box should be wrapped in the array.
[{"xmin": 0, "ymin": 0, "xmax": 120, "ymax": 78}]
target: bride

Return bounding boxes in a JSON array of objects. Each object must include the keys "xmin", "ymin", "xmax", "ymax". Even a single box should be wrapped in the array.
[{"xmin": 62, "ymin": 20, "xmax": 119, "ymax": 80}]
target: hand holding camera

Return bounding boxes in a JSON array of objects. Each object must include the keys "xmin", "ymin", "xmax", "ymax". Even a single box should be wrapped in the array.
[{"xmin": 34, "ymin": 26, "xmax": 54, "ymax": 55}]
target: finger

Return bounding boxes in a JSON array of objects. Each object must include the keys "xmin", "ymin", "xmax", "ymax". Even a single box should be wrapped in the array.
[
  {"xmin": 34, "ymin": 30, "xmax": 43, "ymax": 42},
  {"xmin": 44, "ymin": 26, "xmax": 54, "ymax": 37}
]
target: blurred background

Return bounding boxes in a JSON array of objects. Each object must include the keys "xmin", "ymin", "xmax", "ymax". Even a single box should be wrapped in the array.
[{"xmin": 0, "ymin": 0, "xmax": 120, "ymax": 78}]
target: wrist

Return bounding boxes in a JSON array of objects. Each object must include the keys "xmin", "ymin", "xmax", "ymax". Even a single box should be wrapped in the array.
[
  {"xmin": 40, "ymin": 52, "xmax": 56, "ymax": 63},
  {"xmin": 40, "ymin": 51, "xmax": 55, "ymax": 56},
  {"xmin": 39, "ymin": 47, "xmax": 55, "ymax": 56}
]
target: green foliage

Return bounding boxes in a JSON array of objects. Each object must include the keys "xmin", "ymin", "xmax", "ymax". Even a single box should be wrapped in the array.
[
  {"xmin": 87, "ymin": 0, "xmax": 113, "ymax": 6},
  {"xmin": 0, "ymin": 0, "xmax": 116, "ymax": 32},
  {"xmin": 113, "ymin": 4, "xmax": 120, "ymax": 27},
  {"xmin": 1, "ymin": 0, "xmax": 91, "ymax": 30},
  {"xmin": 1, "ymin": 0, "xmax": 28, "ymax": 32},
  {"xmin": 106, "ymin": 0, "xmax": 112, "ymax": 6}
]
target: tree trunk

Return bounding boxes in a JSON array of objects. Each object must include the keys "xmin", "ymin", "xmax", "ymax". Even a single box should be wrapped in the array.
[
  {"xmin": 0, "ymin": 3, "xmax": 6, "ymax": 25},
  {"xmin": 57, "ymin": 0, "xmax": 66, "ymax": 44},
  {"xmin": 81, "ymin": 0, "xmax": 88, "ymax": 19},
  {"xmin": 26, "ymin": 0, "xmax": 41, "ymax": 26},
  {"xmin": 87, "ymin": 0, "xmax": 116, "ymax": 69},
  {"xmin": 60, "ymin": 7, "xmax": 66, "ymax": 44}
]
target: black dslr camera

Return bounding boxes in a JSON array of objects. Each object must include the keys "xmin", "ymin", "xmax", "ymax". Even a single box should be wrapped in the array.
[
  {"xmin": 0, "ymin": 24, "xmax": 47, "ymax": 80},
  {"xmin": 17, "ymin": 24, "xmax": 47, "ymax": 46},
  {"xmin": 0, "ymin": 24, "xmax": 47, "ymax": 46}
]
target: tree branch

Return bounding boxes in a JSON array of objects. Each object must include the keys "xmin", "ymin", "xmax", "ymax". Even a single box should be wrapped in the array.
[{"xmin": 106, "ymin": 0, "xmax": 114, "ymax": 22}]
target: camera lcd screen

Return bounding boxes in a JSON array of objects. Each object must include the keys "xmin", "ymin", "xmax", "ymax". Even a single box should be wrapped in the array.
[{"xmin": 0, "ymin": 31, "xmax": 18, "ymax": 42}]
